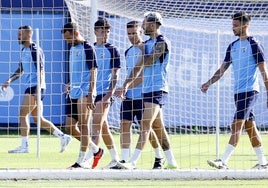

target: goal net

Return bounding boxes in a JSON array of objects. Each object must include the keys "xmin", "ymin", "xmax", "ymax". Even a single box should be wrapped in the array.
[
  {"xmin": 64, "ymin": 0, "xmax": 268, "ymax": 178},
  {"xmin": 0, "ymin": 0, "xmax": 268, "ymax": 181}
]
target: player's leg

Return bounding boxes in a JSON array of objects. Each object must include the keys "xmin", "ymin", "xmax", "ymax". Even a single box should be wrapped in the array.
[
  {"xmin": 100, "ymin": 101, "xmax": 120, "ymax": 167},
  {"xmin": 207, "ymin": 118, "xmax": 244, "ymax": 169},
  {"xmin": 65, "ymin": 96, "xmax": 80, "ymax": 141},
  {"xmin": 87, "ymin": 95, "xmax": 107, "ymax": 169},
  {"xmin": 28, "ymin": 87, "xmax": 72, "ymax": 153},
  {"xmin": 245, "ymin": 118, "xmax": 267, "ymax": 168},
  {"xmin": 245, "ymin": 120, "xmax": 267, "ymax": 169},
  {"xmin": 245, "ymin": 120, "xmax": 261, "ymax": 147},
  {"xmin": 127, "ymin": 101, "xmax": 160, "ymax": 168},
  {"xmin": 208, "ymin": 91, "xmax": 257, "ymax": 169},
  {"xmin": 31, "ymin": 103, "xmax": 71, "ymax": 153},
  {"xmin": 65, "ymin": 116, "xmax": 80, "ymax": 141},
  {"xmin": 91, "ymin": 101, "xmax": 104, "ymax": 146},
  {"xmin": 134, "ymin": 98, "xmax": 164, "ymax": 169},
  {"xmin": 152, "ymin": 110, "xmax": 177, "ymax": 169},
  {"xmin": 70, "ymin": 98, "xmax": 102, "ymax": 169},
  {"xmin": 120, "ymin": 99, "xmax": 134, "ymax": 162},
  {"xmin": 120, "ymin": 119, "xmax": 132, "ymax": 162},
  {"xmin": 77, "ymin": 97, "xmax": 90, "ymax": 152},
  {"xmin": 69, "ymin": 96, "xmax": 91, "ymax": 168},
  {"xmin": 8, "ymin": 92, "xmax": 35, "ymax": 153}
]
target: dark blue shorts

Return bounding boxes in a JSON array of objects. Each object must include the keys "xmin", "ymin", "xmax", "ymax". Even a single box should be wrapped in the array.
[
  {"xmin": 120, "ymin": 98, "xmax": 143, "ymax": 122},
  {"xmin": 65, "ymin": 96, "xmax": 79, "ymax": 121},
  {"xmin": 143, "ymin": 91, "xmax": 168, "ymax": 107},
  {"xmin": 94, "ymin": 94, "xmax": 114, "ymax": 105},
  {"xmin": 234, "ymin": 91, "xmax": 258, "ymax": 120},
  {"xmin": 24, "ymin": 86, "xmax": 45, "ymax": 100}
]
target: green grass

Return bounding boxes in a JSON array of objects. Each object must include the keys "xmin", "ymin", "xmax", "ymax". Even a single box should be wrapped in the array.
[
  {"xmin": 1, "ymin": 179, "xmax": 268, "ymax": 188},
  {"xmin": 0, "ymin": 133, "xmax": 268, "ymax": 187}
]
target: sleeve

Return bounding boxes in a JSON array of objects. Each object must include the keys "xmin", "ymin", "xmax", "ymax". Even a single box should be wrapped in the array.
[
  {"xmin": 223, "ymin": 44, "xmax": 232, "ymax": 63},
  {"xmin": 250, "ymin": 38, "xmax": 265, "ymax": 64},
  {"xmin": 84, "ymin": 41, "xmax": 98, "ymax": 70},
  {"xmin": 30, "ymin": 43, "xmax": 45, "ymax": 70},
  {"xmin": 110, "ymin": 46, "xmax": 121, "ymax": 69},
  {"xmin": 156, "ymin": 35, "xmax": 169, "ymax": 64}
]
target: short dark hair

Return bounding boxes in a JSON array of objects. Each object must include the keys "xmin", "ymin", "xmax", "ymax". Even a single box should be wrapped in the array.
[
  {"xmin": 126, "ymin": 21, "xmax": 140, "ymax": 29},
  {"xmin": 94, "ymin": 18, "xmax": 111, "ymax": 30},
  {"xmin": 62, "ymin": 22, "xmax": 78, "ymax": 34},
  {"xmin": 144, "ymin": 12, "xmax": 163, "ymax": 26},
  {"xmin": 19, "ymin": 25, "xmax": 33, "ymax": 34},
  {"xmin": 232, "ymin": 11, "xmax": 251, "ymax": 24}
]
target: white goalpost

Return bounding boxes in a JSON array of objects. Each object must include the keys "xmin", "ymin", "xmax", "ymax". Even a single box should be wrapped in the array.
[
  {"xmin": 1, "ymin": 0, "xmax": 268, "ymax": 181},
  {"xmin": 35, "ymin": 28, "xmax": 41, "ymax": 158}
]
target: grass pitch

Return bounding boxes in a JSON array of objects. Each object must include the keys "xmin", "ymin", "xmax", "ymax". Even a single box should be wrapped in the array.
[{"xmin": 0, "ymin": 133, "xmax": 268, "ymax": 187}]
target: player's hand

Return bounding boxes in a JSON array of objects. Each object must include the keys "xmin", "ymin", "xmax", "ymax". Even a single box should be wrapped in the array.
[
  {"xmin": 114, "ymin": 87, "xmax": 126, "ymax": 99},
  {"xmin": 64, "ymin": 83, "xmax": 70, "ymax": 95},
  {"xmin": 87, "ymin": 96, "xmax": 96, "ymax": 110},
  {"xmin": 2, "ymin": 81, "xmax": 10, "ymax": 91},
  {"xmin": 200, "ymin": 82, "xmax": 210, "ymax": 93}
]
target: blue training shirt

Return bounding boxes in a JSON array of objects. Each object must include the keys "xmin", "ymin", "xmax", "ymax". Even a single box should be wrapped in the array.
[
  {"xmin": 224, "ymin": 36, "xmax": 265, "ymax": 94},
  {"xmin": 125, "ymin": 45, "xmax": 143, "ymax": 99},
  {"xmin": 143, "ymin": 35, "xmax": 169, "ymax": 94},
  {"xmin": 20, "ymin": 43, "xmax": 46, "ymax": 89},
  {"xmin": 94, "ymin": 43, "xmax": 121, "ymax": 95},
  {"xmin": 69, "ymin": 41, "xmax": 97, "ymax": 99}
]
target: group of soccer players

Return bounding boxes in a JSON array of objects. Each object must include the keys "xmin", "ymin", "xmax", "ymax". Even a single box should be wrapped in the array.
[{"xmin": 3, "ymin": 10, "xmax": 268, "ymax": 170}]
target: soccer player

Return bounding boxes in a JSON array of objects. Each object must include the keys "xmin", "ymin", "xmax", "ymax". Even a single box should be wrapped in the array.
[
  {"xmin": 201, "ymin": 12, "xmax": 268, "ymax": 169},
  {"xmin": 84, "ymin": 18, "xmax": 121, "ymax": 168},
  {"xmin": 115, "ymin": 12, "xmax": 178, "ymax": 169},
  {"xmin": 116, "ymin": 20, "xmax": 164, "ymax": 169},
  {"xmin": 2, "ymin": 25, "xmax": 72, "ymax": 153},
  {"xmin": 61, "ymin": 22, "xmax": 103, "ymax": 169}
]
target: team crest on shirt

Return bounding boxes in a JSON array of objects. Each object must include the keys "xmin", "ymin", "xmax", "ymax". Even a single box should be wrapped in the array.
[
  {"xmin": 242, "ymin": 47, "xmax": 247, "ymax": 52},
  {"xmin": 76, "ymin": 51, "xmax": 81, "ymax": 56}
]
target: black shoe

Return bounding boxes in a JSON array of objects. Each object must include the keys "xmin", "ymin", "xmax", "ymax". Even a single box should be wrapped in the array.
[
  {"xmin": 110, "ymin": 161, "xmax": 129, "ymax": 169},
  {"xmin": 68, "ymin": 162, "xmax": 82, "ymax": 169},
  {"xmin": 153, "ymin": 158, "xmax": 165, "ymax": 169},
  {"xmin": 119, "ymin": 160, "xmax": 126, "ymax": 163}
]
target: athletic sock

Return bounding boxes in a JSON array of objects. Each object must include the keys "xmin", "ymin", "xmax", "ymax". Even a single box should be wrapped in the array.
[
  {"xmin": 121, "ymin": 148, "xmax": 130, "ymax": 162},
  {"xmin": 254, "ymin": 146, "xmax": 267, "ymax": 165},
  {"xmin": 164, "ymin": 149, "xmax": 177, "ymax": 166},
  {"xmin": 89, "ymin": 142, "xmax": 99, "ymax": 154},
  {"xmin": 109, "ymin": 148, "xmax": 120, "ymax": 162},
  {"xmin": 85, "ymin": 148, "xmax": 93, "ymax": 161},
  {"xmin": 21, "ymin": 136, "xmax": 29, "ymax": 148},
  {"xmin": 53, "ymin": 129, "xmax": 64, "ymax": 138},
  {"xmin": 154, "ymin": 147, "xmax": 163, "ymax": 159},
  {"xmin": 76, "ymin": 151, "xmax": 86, "ymax": 164},
  {"xmin": 221, "ymin": 144, "xmax": 235, "ymax": 164},
  {"xmin": 130, "ymin": 148, "xmax": 142, "ymax": 166}
]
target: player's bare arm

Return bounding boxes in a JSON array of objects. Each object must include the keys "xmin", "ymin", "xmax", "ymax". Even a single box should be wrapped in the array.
[
  {"xmin": 257, "ymin": 62, "xmax": 268, "ymax": 108},
  {"xmin": 130, "ymin": 71, "xmax": 143, "ymax": 89},
  {"xmin": 88, "ymin": 67, "xmax": 97, "ymax": 110},
  {"xmin": 143, "ymin": 41, "xmax": 166, "ymax": 66},
  {"xmin": 115, "ymin": 45, "xmax": 145, "ymax": 98},
  {"xmin": 200, "ymin": 61, "xmax": 231, "ymax": 93},
  {"xmin": 2, "ymin": 63, "xmax": 23, "ymax": 90},
  {"xmin": 102, "ymin": 68, "xmax": 120, "ymax": 105},
  {"xmin": 122, "ymin": 57, "xmax": 144, "ymax": 91}
]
